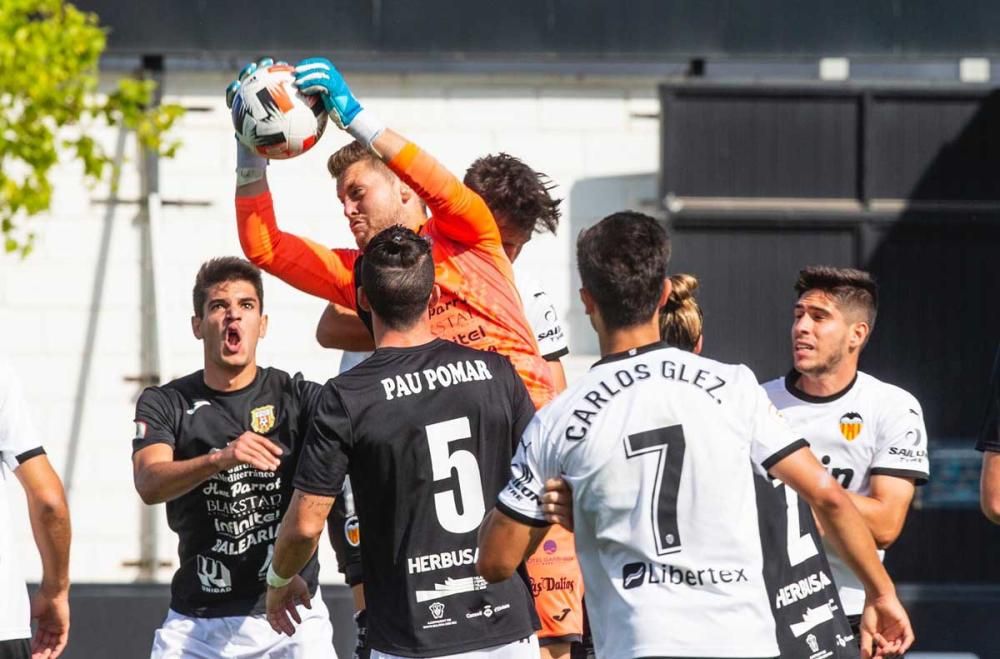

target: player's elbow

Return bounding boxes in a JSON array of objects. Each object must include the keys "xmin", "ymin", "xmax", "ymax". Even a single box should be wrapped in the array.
[
  {"xmin": 872, "ymin": 526, "xmax": 901, "ymax": 550},
  {"xmin": 28, "ymin": 488, "xmax": 69, "ymax": 525},
  {"xmin": 981, "ymin": 492, "xmax": 1000, "ymax": 525},
  {"xmin": 476, "ymin": 552, "xmax": 516, "ymax": 584},
  {"xmin": 135, "ymin": 484, "xmax": 167, "ymax": 506}
]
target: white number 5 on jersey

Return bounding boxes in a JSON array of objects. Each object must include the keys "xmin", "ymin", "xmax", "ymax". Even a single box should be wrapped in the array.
[{"xmin": 426, "ymin": 417, "xmax": 487, "ymax": 534}]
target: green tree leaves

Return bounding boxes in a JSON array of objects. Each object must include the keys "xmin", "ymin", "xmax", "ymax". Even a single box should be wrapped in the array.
[{"xmin": 0, "ymin": 0, "xmax": 183, "ymax": 256}]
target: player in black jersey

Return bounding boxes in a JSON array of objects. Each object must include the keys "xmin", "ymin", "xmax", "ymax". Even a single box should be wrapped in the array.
[
  {"xmin": 131, "ymin": 257, "xmax": 335, "ymax": 658},
  {"xmin": 266, "ymin": 227, "xmax": 539, "ymax": 659}
]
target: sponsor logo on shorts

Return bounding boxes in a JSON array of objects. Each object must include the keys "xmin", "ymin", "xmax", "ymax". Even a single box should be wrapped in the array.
[
  {"xmin": 552, "ymin": 608, "xmax": 571, "ymax": 622},
  {"xmin": 529, "ymin": 576, "xmax": 577, "ymax": 596}
]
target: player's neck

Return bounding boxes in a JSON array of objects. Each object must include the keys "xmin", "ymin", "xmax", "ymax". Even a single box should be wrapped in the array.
[
  {"xmin": 598, "ymin": 322, "xmax": 662, "ymax": 357},
  {"xmin": 375, "ymin": 318, "xmax": 437, "ymax": 349},
  {"xmin": 796, "ymin": 365, "xmax": 858, "ymax": 398},
  {"xmin": 202, "ymin": 362, "xmax": 258, "ymax": 392}
]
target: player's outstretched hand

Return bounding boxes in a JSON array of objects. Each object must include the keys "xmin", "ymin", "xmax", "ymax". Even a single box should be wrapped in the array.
[
  {"xmin": 266, "ymin": 575, "xmax": 311, "ymax": 636},
  {"xmin": 293, "ymin": 57, "xmax": 362, "ymax": 129},
  {"xmin": 217, "ymin": 432, "xmax": 283, "ymax": 472},
  {"xmin": 541, "ymin": 477, "xmax": 574, "ymax": 531},
  {"xmin": 30, "ymin": 587, "xmax": 69, "ymax": 659},
  {"xmin": 860, "ymin": 592, "xmax": 915, "ymax": 659}
]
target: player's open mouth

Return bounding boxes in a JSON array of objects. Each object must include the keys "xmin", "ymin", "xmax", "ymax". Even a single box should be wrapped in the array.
[{"xmin": 225, "ymin": 326, "xmax": 242, "ymax": 352}]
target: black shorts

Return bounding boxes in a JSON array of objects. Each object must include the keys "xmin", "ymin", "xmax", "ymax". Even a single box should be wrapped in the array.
[{"xmin": 0, "ymin": 639, "xmax": 30, "ymax": 659}]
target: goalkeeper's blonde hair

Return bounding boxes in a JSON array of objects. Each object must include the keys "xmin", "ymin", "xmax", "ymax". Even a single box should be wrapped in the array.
[{"xmin": 660, "ymin": 274, "xmax": 703, "ymax": 352}]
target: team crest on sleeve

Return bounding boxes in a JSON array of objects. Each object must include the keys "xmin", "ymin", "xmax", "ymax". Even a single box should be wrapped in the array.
[
  {"xmin": 839, "ymin": 412, "xmax": 863, "ymax": 441},
  {"xmin": 344, "ymin": 515, "xmax": 361, "ymax": 547},
  {"xmin": 250, "ymin": 405, "xmax": 276, "ymax": 434},
  {"xmin": 134, "ymin": 421, "xmax": 147, "ymax": 440}
]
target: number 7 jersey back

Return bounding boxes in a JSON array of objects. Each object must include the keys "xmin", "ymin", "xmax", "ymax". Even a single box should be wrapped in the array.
[{"xmin": 497, "ymin": 342, "xmax": 810, "ymax": 659}]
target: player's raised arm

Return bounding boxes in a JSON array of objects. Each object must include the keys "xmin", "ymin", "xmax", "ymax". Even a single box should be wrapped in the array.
[
  {"xmin": 226, "ymin": 59, "xmax": 361, "ymax": 307},
  {"xmin": 293, "ymin": 57, "xmax": 501, "ymax": 248}
]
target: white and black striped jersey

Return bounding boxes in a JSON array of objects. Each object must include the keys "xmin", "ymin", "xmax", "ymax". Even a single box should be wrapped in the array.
[
  {"xmin": 764, "ymin": 370, "xmax": 929, "ymax": 616},
  {"xmin": 498, "ymin": 342, "xmax": 807, "ymax": 659}
]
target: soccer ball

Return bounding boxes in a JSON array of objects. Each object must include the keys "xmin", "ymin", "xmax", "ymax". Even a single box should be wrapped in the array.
[{"xmin": 231, "ymin": 63, "xmax": 328, "ymax": 160}]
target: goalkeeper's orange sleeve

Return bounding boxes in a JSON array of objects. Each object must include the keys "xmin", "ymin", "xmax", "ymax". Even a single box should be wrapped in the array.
[
  {"xmin": 236, "ymin": 191, "xmax": 359, "ymax": 308},
  {"xmin": 388, "ymin": 142, "xmax": 503, "ymax": 250}
]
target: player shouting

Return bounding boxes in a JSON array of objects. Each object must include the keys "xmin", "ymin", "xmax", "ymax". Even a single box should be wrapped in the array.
[{"xmin": 131, "ymin": 258, "xmax": 335, "ymax": 658}]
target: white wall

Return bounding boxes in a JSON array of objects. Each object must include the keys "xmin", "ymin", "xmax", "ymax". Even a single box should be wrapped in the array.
[{"xmin": 0, "ymin": 69, "xmax": 662, "ymax": 583}]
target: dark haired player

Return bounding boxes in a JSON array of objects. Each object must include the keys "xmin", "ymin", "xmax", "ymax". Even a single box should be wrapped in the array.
[
  {"xmin": 479, "ymin": 212, "xmax": 914, "ymax": 659},
  {"xmin": 231, "ymin": 55, "xmax": 585, "ymax": 656},
  {"xmin": 265, "ymin": 227, "xmax": 539, "ymax": 659},
  {"xmin": 131, "ymin": 257, "xmax": 335, "ymax": 658},
  {"xmin": 764, "ymin": 266, "xmax": 929, "ymax": 643}
]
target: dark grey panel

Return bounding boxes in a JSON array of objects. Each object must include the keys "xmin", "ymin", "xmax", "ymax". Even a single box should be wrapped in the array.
[
  {"xmin": 662, "ymin": 92, "xmax": 860, "ymax": 199},
  {"xmin": 864, "ymin": 217, "xmax": 1000, "ymax": 439},
  {"xmin": 74, "ymin": 0, "xmax": 1000, "ymax": 58},
  {"xmin": 870, "ymin": 92, "xmax": 1000, "ymax": 200},
  {"xmin": 667, "ymin": 221, "xmax": 857, "ymax": 382}
]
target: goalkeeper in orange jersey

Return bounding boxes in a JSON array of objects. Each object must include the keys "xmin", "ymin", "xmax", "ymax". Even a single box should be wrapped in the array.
[{"xmin": 229, "ymin": 56, "xmax": 584, "ymax": 658}]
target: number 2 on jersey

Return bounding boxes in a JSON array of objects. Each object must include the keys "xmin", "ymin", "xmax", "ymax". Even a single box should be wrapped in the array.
[
  {"xmin": 625, "ymin": 425, "xmax": 686, "ymax": 555},
  {"xmin": 426, "ymin": 417, "xmax": 486, "ymax": 534}
]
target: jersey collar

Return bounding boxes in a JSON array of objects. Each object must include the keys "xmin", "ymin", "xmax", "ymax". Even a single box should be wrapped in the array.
[
  {"xmin": 593, "ymin": 340, "xmax": 670, "ymax": 368},
  {"xmin": 784, "ymin": 369, "xmax": 858, "ymax": 404}
]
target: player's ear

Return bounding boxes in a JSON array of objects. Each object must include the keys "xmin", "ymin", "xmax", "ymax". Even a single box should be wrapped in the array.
[
  {"xmin": 191, "ymin": 315, "xmax": 203, "ymax": 340},
  {"xmin": 849, "ymin": 320, "xmax": 869, "ymax": 352},
  {"xmin": 259, "ymin": 313, "xmax": 268, "ymax": 339},
  {"xmin": 357, "ymin": 286, "xmax": 372, "ymax": 313},
  {"xmin": 428, "ymin": 284, "xmax": 441, "ymax": 309},
  {"xmin": 579, "ymin": 287, "xmax": 595, "ymax": 315},
  {"xmin": 399, "ymin": 181, "xmax": 414, "ymax": 205},
  {"xmin": 694, "ymin": 334, "xmax": 704, "ymax": 355},
  {"xmin": 659, "ymin": 278, "xmax": 672, "ymax": 308}
]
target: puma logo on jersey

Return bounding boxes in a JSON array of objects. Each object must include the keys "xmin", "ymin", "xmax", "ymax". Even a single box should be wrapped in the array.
[
  {"xmin": 552, "ymin": 608, "xmax": 572, "ymax": 622},
  {"xmin": 186, "ymin": 400, "xmax": 211, "ymax": 415}
]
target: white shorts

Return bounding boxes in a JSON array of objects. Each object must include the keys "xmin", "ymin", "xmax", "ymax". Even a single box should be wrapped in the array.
[
  {"xmin": 371, "ymin": 635, "xmax": 539, "ymax": 659},
  {"xmin": 150, "ymin": 589, "xmax": 335, "ymax": 659}
]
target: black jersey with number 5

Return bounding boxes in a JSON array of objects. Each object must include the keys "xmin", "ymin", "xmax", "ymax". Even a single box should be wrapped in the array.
[
  {"xmin": 294, "ymin": 339, "xmax": 538, "ymax": 658},
  {"xmin": 753, "ymin": 473, "xmax": 856, "ymax": 658}
]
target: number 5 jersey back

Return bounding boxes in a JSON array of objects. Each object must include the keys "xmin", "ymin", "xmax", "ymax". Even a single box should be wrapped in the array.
[
  {"xmin": 294, "ymin": 339, "xmax": 538, "ymax": 657},
  {"xmin": 497, "ymin": 342, "xmax": 808, "ymax": 659}
]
